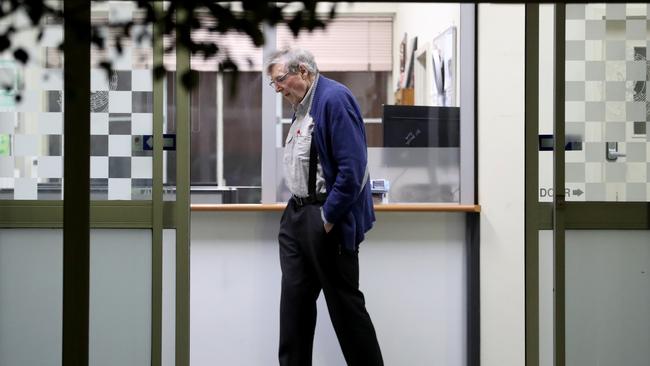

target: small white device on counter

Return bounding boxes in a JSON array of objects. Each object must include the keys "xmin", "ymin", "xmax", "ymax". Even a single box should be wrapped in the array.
[{"xmin": 370, "ymin": 179, "xmax": 390, "ymax": 203}]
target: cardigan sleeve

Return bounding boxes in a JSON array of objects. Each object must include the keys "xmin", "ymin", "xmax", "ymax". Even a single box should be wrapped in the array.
[{"xmin": 320, "ymin": 92, "xmax": 368, "ymax": 225}]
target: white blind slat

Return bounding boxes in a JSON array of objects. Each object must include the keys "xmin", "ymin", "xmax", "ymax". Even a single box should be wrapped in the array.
[
  {"xmin": 160, "ymin": 15, "xmax": 392, "ymax": 72},
  {"xmin": 277, "ymin": 17, "xmax": 392, "ymax": 72}
]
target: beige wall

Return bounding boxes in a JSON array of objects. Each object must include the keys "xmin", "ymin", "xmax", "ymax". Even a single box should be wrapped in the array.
[{"xmin": 478, "ymin": 4, "xmax": 526, "ymax": 366}]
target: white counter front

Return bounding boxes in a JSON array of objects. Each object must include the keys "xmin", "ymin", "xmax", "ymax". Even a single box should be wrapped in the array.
[{"xmin": 188, "ymin": 211, "xmax": 468, "ymax": 366}]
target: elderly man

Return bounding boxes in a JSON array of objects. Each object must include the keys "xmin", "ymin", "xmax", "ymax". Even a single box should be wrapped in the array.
[{"xmin": 265, "ymin": 47, "xmax": 383, "ymax": 366}]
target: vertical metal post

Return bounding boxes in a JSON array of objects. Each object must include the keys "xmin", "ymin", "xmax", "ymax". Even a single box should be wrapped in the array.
[
  {"xmin": 553, "ymin": 4, "xmax": 566, "ymax": 366},
  {"xmin": 465, "ymin": 212, "xmax": 480, "ymax": 366},
  {"xmin": 151, "ymin": 2, "xmax": 165, "ymax": 366},
  {"xmin": 216, "ymin": 72, "xmax": 224, "ymax": 186},
  {"xmin": 460, "ymin": 3, "xmax": 476, "ymax": 205},
  {"xmin": 175, "ymin": 5, "xmax": 192, "ymax": 366},
  {"xmin": 525, "ymin": 4, "xmax": 540, "ymax": 366},
  {"xmin": 261, "ymin": 23, "xmax": 278, "ymax": 203},
  {"xmin": 62, "ymin": 1, "xmax": 90, "ymax": 366}
]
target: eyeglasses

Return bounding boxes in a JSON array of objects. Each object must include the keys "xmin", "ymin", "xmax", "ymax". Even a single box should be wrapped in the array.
[{"xmin": 269, "ymin": 70, "xmax": 292, "ymax": 88}]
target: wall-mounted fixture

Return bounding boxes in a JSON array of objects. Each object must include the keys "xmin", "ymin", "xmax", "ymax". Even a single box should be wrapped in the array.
[
  {"xmin": 605, "ymin": 142, "xmax": 626, "ymax": 162},
  {"xmin": 538, "ymin": 134, "xmax": 583, "ymax": 151}
]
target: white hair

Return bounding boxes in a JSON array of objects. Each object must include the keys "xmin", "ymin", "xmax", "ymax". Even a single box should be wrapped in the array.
[{"xmin": 264, "ymin": 47, "xmax": 319, "ymax": 75}]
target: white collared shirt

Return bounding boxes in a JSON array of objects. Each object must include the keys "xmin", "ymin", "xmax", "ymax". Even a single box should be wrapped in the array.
[{"xmin": 283, "ymin": 74, "xmax": 327, "ymax": 197}]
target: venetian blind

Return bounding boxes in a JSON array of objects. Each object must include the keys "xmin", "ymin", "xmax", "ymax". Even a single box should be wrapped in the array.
[{"xmin": 163, "ymin": 16, "xmax": 392, "ymax": 72}]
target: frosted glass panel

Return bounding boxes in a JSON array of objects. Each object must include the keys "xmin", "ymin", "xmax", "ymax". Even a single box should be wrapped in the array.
[
  {"xmin": 538, "ymin": 230, "xmax": 553, "ymax": 366},
  {"xmin": 0, "ymin": 229, "xmax": 63, "ymax": 366},
  {"xmin": 274, "ymin": 147, "xmax": 460, "ymax": 203},
  {"xmin": 90, "ymin": 229, "xmax": 151, "ymax": 366},
  {"xmin": 566, "ymin": 230, "xmax": 650, "ymax": 365},
  {"xmin": 0, "ymin": 229, "xmax": 156, "ymax": 366},
  {"xmin": 539, "ymin": 230, "xmax": 650, "ymax": 366},
  {"xmin": 162, "ymin": 229, "xmax": 175, "ymax": 366}
]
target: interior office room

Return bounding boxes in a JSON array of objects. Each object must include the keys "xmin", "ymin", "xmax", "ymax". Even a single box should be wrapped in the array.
[{"xmin": 0, "ymin": 2, "xmax": 649, "ymax": 366}]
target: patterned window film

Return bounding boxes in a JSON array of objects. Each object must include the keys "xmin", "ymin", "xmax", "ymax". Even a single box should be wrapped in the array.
[
  {"xmin": 0, "ymin": 7, "xmax": 64, "ymax": 200},
  {"xmin": 563, "ymin": 4, "xmax": 650, "ymax": 202},
  {"xmin": 0, "ymin": 1, "xmax": 153, "ymax": 201},
  {"xmin": 90, "ymin": 1, "xmax": 153, "ymax": 200}
]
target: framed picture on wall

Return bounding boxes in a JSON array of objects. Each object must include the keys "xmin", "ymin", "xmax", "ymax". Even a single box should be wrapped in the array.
[
  {"xmin": 432, "ymin": 26, "xmax": 456, "ymax": 107},
  {"xmin": 405, "ymin": 36, "xmax": 418, "ymax": 89}
]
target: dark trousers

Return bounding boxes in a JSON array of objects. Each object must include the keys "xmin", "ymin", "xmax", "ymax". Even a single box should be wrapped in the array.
[{"xmin": 278, "ymin": 199, "xmax": 383, "ymax": 366}]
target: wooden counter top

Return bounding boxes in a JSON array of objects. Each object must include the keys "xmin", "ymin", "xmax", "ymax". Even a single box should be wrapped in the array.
[{"xmin": 191, "ymin": 203, "xmax": 480, "ymax": 213}]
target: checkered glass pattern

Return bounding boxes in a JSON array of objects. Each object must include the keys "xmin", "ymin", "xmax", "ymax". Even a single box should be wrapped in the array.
[
  {"xmin": 0, "ymin": 2, "xmax": 153, "ymax": 201},
  {"xmin": 90, "ymin": 1, "xmax": 153, "ymax": 200},
  {"xmin": 565, "ymin": 4, "xmax": 650, "ymax": 201},
  {"xmin": 0, "ymin": 9, "xmax": 64, "ymax": 199}
]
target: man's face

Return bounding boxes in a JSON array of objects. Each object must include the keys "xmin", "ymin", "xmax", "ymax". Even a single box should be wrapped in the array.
[{"xmin": 269, "ymin": 63, "xmax": 309, "ymax": 106}]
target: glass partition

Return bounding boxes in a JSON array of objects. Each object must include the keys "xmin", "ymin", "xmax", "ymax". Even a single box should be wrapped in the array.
[
  {"xmin": 183, "ymin": 10, "xmax": 263, "ymax": 203},
  {"xmin": 565, "ymin": 230, "xmax": 650, "ymax": 365},
  {"xmin": 539, "ymin": 229, "xmax": 650, "ymax": 365},
  {"xmin": 272, "ymin": 3, "xmax": 464, "ymax": 204},
  {"xmin": 148, "ymin": 3, "xmax": 474, "ymax": 204},
  {"xmin": 538, "ymin": 3, "xmax": 650, "ymax": 203},
  {"xmin": 561, "ymin": 3, "xmax": 650, "ymax": 202},
  {"xmin": 90, "ymin": 1, "xmax": 154, "ymax": 200},
  {"xmin": 0, "ymin": 229, "xmax": 63, "ymax": 366},
  {"xmin": 0, "ymin": 4, "xmax": 64, "ymax": 200},
  {"xmin": 89, "ymin": 229, "xmax": 151, "ymax": 366}
]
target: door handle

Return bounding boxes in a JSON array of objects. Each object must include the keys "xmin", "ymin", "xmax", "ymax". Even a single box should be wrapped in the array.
[{"xmin": 605, "ymin": 142, "xmax": 626, "ymax": 162}]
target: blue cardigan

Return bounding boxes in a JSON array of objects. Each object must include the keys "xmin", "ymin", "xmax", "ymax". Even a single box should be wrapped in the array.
[{"xmin": 310, "ymin": 75, "xmax": 375, "ymax": 251}]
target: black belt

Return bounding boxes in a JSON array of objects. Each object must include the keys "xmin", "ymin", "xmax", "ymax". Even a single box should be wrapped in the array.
[{"xmin": 292, "ymin": 194, "xmax": 327, "ymax": 207}]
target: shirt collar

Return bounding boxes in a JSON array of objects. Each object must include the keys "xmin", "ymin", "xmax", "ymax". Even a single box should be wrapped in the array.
[{"xmin": 294, "ymin": 73, "xmax": 319, "ymax": 119}]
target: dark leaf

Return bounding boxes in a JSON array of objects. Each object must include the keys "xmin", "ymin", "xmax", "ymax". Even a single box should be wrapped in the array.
[
  {"xmin": 115, "ymin": 36, "xmax": 123, "ymax": 54},
  {"xmin": 267, "ymin": 6, "xmax": 283, "ymax": 25},
  {"xmin": 136, "ymin": 28, "xmax": 151, "ymax": 45},
  {"xmin": 91, "ymin": 26, "xmax": 105, "ymax": 49},
  {"xmin": 287, "ymin": 13, "xmax": 303, "ymax": 37},
  {"xmin": 99, "ymin": 61, "xmax": 113, "ymax": 79},
  {"xmin": 0, "ymin": 35, "xmax": 11, "ymax": 52},
  {"xmin": 219, "ymin": 57, "xmax": 238, "ymax": 73},
  {"xmin": 328, "ymin": 3, "xmax": 337, "ymax": 20},
  {"xmin": 124, "ymin": 21, "xmax": 134, "ymax": 37},
  {"xmin": 227, "ymin": 69, "xmax": 239, "ymax": 97},
  {"xmin": 153, "ymin": 64, "xmax": 166, "ymax": 80},
  {"xmin": 190, "ymin": 17, "xmax": 201, "ymax": 30},
  {"xmin": 25, "ymin": 1, "xmax": 44, "ymax": 25},
  {"xmin": 181, "ymin": 70, "xmax": 199, "ymax": 90},
  {"xmin": 164, "ymin": 44, "xmax": 175, "ymax": 54},
  {"xmin": 13, "ymin": 48, "xmax": 29, "ymax": 64},
  {"xmin": 140, "ymin": 1, "xmax": 156, "ymax": 23}
]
